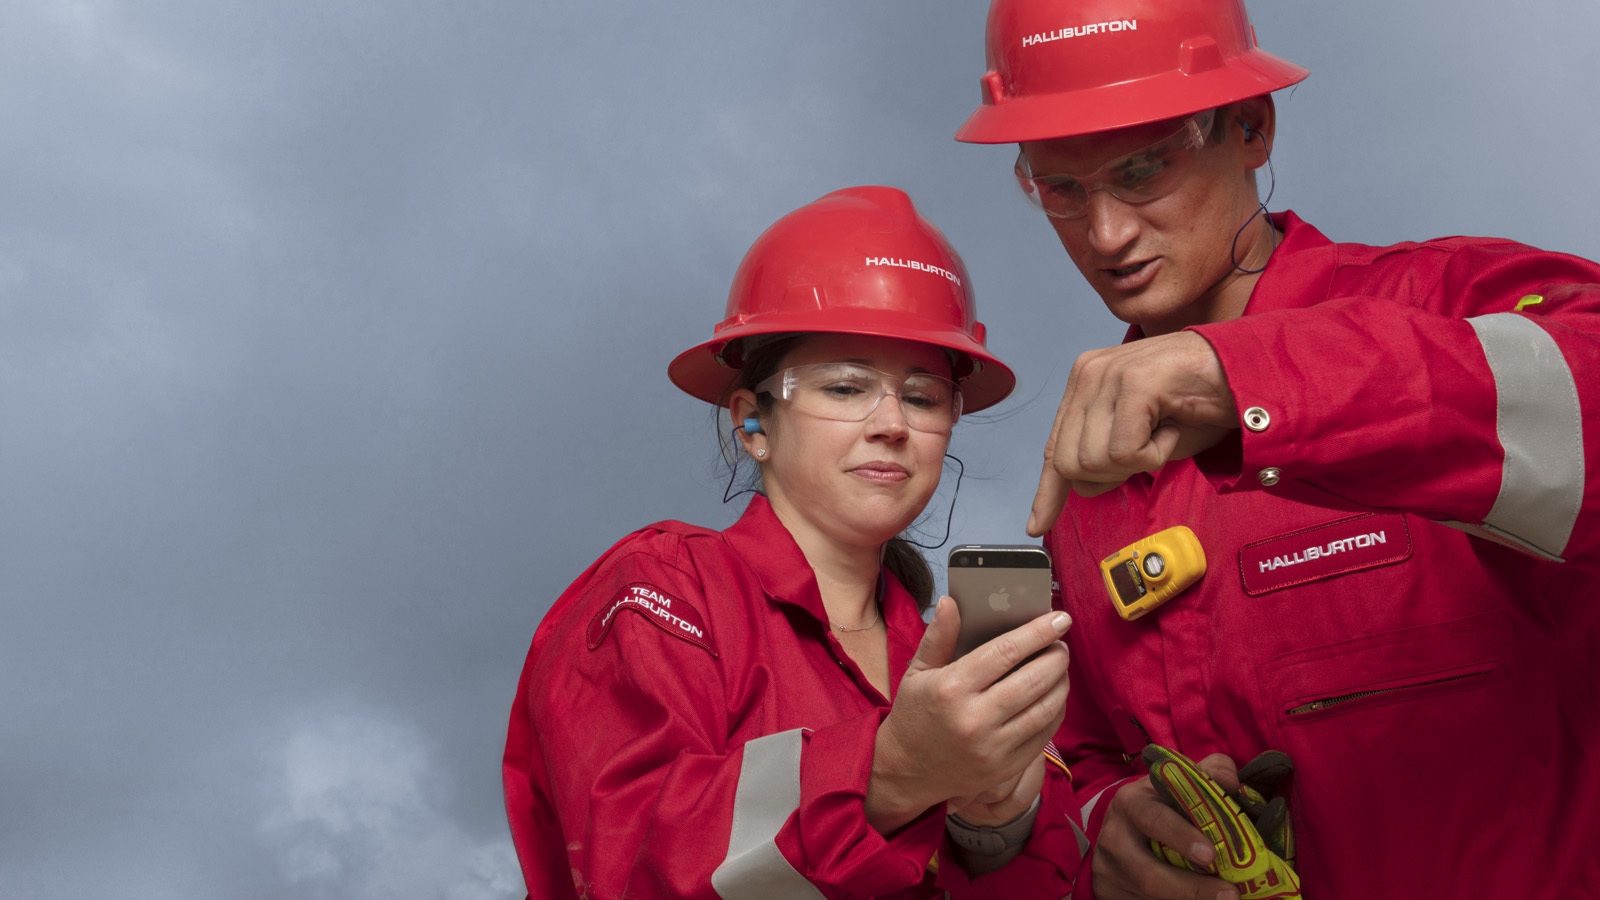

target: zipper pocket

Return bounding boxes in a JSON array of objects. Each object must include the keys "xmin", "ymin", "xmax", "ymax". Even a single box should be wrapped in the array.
[{"xmin": 1285, "ymin": 666, "xmax": 1496, "ymax": 717}]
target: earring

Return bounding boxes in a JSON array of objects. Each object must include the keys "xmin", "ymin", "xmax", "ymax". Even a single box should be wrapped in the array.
[{"xmin": 754, "ymin": 448, "xmax": 767, "ymax": 458}]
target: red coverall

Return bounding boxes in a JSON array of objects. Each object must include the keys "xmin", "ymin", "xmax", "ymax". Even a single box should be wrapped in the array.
[
  {"xmin": 1049, "ymin": 212, "xmax": 1600, "ymax": 899},
  {"xmin": 503, "ymin": 494, "xmax": 1081, "ymax": 899}
]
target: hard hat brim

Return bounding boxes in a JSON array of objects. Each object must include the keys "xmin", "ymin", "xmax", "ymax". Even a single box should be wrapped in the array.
[
  {"xmin": 668, "ymin": 313, "xmax": 1017, "ymax": 415},
  {"xmin": 955, "ymin": 48, "xmax": 1308, "ymax": 144}
]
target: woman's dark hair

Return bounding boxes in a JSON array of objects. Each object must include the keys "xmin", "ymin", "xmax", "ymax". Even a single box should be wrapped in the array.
[
  {"xmin": 882, "ymin": 539, "xmax": 935, "ymax": 612},
  {"xmin": 726, "ymin": 334, "xmax": 938, "ymax": 612}
]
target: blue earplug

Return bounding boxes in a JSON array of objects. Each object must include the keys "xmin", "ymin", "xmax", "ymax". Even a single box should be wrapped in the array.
[{"xmin": 743, "ymin": 417, "xmax": 764, "ymax": 435}]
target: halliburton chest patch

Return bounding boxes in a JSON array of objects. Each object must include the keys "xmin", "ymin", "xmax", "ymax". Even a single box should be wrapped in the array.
[
  {"xmin": 587, "ymin": 582, "xmax": 717, "ymax": 656},
  {"xmin": 1240, "ymin": 513, "xmax": 1412, "ymax": 595}
]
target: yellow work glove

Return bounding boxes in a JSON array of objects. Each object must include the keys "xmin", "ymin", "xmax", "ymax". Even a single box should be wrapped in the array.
[{"xmin": 1143, "ymin": 744, "xmax": 1300, "ymax": 900}]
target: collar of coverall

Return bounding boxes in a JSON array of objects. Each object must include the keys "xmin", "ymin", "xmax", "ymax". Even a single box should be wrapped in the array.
[
  {"xmin": 1149, "ymin": 209, "xmax": 1337, "ymax": 484},
  {"xmin": 1117, "ymin": 210, "xmax": 1332, "ymax": 347},
  {"xmin": 722, "ymin": 494, "xmax": 926, "ymax": 647}
]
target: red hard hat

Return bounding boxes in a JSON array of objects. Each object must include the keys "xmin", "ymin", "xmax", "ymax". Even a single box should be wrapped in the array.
[
  {"xmin": 954, "ymin": 0, "xmax": 1309, "ymax": 144},
  {"xmin": 669, "ymin": 186, "xmax": 1016, "ymax": 413}
]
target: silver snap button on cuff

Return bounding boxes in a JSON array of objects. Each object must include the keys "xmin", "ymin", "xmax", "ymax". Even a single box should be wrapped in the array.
[{"xmin": 1243, "ymin": 406, "xmax": 1271, "ymax": 432}]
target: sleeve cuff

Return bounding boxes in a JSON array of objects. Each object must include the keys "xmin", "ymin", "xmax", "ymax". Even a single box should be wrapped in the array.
[
  {"xmin": 938, "ymin": 764, "xmax": 1083, "ymax": 899},
  {"xmin": 1186, "ymin": 320, "xmax": 1295, "ymax": 493},
  {"xmin": 1070, "ymin": 775, "xmax": 1145, "ymax": 900},
  {"xmin": 790, "ymin": 710, "xmax": 944, "ymax": 895}
]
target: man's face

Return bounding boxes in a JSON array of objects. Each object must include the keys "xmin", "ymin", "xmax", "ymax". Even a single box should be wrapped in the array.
[{"xmin": 1019, "ymin": 109, "xmax": 1269, "ymax": 334}]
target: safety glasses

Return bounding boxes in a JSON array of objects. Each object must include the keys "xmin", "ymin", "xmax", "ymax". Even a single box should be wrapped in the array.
[
  {"xmin": 754, "ymin": 362, "xmax": 962, "ymax": 434},
  {"xmin": 1014, "ymin": 108, "xmax": 1216, "ymax": 219}
]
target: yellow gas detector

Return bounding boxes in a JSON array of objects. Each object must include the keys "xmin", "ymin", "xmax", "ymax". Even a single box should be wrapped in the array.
[{"xmin": 1100, "ymin": 525, "xmax": 1206, "ymax": 620}]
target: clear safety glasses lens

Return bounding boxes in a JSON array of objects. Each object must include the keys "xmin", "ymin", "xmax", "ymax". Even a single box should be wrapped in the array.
[
  {"xmin": 754, "ymin": 363, "xmax": 962, "ymax": 433},
  {"xmin": 1014, "ymin": 108, "xmax": 1216, "ymax": 219}
]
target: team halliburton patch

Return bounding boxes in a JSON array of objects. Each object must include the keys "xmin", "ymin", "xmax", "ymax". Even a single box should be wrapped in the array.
[
  {"xmin": 1240, "ymin": 513, "xmax": 1412, "ymax": 595},
  {"xmin": 587, "ymin": 582, "xmax": 717, "ymax": 656}
]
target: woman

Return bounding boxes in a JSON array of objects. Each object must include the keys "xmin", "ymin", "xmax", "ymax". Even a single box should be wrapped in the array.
[{"xmin": 503, "ymin": 187, "xmax": 1079, "ymax": 899}]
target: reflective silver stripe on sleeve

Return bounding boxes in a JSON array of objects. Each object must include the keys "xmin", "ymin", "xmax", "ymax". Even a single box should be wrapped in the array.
[
  {"xmin": 711, "ymin": 729, "xmax": 824, "ymax": 900},
  {"xmin": 1079, "ymin": 783, "xmax": 1114, "ymax": 831},
  {"xmin": 1437, "ymin": 520, "xmax": 1565, "ymax": 562},
  {"xmin": 1467, "ymin": 312, "xmax": 1584, "ymax": 559},
  {"xmin": 1068, "ymin": 810, "xmax": 1091, "ymax": 859},
  {"xmin": 1067, "ymin": 780, "xmax": 1119, "ymax": 861}
]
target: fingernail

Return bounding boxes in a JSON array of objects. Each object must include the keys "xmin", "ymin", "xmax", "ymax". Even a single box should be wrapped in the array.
[
  {"xmin": 1025, "ymin": 513, "xmax": 1038, "ymax": 535},
  {"xmin": 1051, "ymin": 613, "xmax": 1072, "ymax": 634},
  {"xmin": 1190, "ymin": 841, "xmax": 1214, "ymax": 863},
  {"xmin": 1218, "ymin": 891, "xmax": 1239, "ymax": 900}
]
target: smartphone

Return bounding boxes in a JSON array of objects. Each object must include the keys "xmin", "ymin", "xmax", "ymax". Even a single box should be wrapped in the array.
[{"xmin": 947, "ymin": 544, "xmax": 1054, "ymax": 659}]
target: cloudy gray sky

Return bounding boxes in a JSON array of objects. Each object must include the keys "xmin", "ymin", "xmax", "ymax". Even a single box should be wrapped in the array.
[{"xmin": 4, "ymin": 1, "xmax": 1598, "ymax": 897}]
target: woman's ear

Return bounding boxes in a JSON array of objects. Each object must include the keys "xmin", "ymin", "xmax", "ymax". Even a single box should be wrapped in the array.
[{"xmin": 728, "ymin": 389, "xmax": 765, "ymax": 458}]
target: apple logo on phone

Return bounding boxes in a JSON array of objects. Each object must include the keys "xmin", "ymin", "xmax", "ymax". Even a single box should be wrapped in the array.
[{"xmin": 987, "ymin": 589, "xmax": 1011, "ymax": 611}]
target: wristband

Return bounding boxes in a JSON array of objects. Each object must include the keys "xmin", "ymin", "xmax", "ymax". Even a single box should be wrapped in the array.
[{"xmin": 945, "ymin": 794, "xmax": 1041, "ymax": 856}]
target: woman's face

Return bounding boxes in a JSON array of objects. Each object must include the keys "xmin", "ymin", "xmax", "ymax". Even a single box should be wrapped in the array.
[{"xmin": 734, "ymin": 334, "xmax": 955, "ymax": 552}]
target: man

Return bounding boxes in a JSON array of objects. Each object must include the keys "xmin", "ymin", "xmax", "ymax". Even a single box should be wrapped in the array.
[{"xmin": 955, "ymin": 1, "xmax": 1600, "ymax": 898}]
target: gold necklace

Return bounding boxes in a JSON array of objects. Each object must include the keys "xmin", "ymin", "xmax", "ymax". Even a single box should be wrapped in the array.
[{"xmin": 830, "ymin": 604, "xmax": 881, "ymax": 633}]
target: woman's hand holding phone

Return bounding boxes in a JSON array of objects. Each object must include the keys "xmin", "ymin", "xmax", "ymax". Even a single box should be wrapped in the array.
[
  {"xmin": 865, "ymin": 595, "xmax": 1071, "ymax": 836},
  {"xmin": 946, "ymin": 754, "xmax": 1050, "ymax": 874},
  {"xmin": 949, "ymin": 753, "xmax": 1046, "ymax": 825}
]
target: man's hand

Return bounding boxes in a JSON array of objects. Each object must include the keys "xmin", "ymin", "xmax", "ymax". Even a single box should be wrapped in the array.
[
  {"xmin": 867, "ymin": 598, "xmax": 1071, "ymax": 835},
  {"xmin": 1028, "ymin": 332, "xmax": 1238, "ymax": 537},
  {"xmin": 1091, "ymin": 754, "xmax": 1243, "ymax": 900},
  {"xmin": 1144, "ymin": 745, "xmax": 1300, "ymax": 899}
]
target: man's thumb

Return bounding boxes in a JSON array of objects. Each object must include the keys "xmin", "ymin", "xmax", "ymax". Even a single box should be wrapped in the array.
[{"xmin": 908, "ymin": 595, "xmax": 960, "ymax": 673}]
